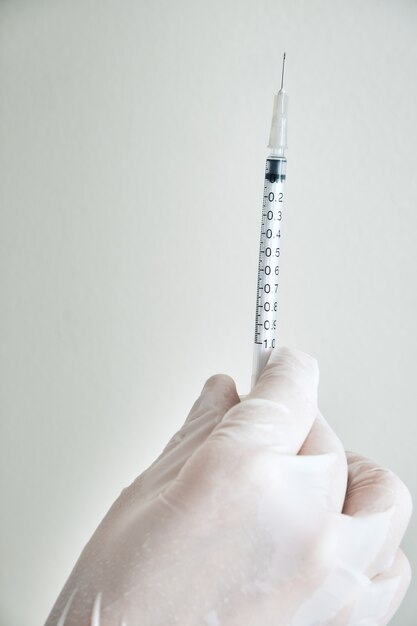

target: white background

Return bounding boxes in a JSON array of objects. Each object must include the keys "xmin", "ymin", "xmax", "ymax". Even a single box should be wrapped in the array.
[{"xmin": 1, "ymin": 1, "xmax": 416, "ymax": 624}]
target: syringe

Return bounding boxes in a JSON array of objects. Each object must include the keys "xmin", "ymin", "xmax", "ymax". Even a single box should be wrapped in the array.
[{"xmin": 251, "ymin": 53, "xmax": 288, "ymax": 389}]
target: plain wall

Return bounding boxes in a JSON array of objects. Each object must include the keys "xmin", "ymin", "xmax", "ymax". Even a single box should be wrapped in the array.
[{"xmin": 1, "ymin": 0, "xmax": 416, "ymax": 624}]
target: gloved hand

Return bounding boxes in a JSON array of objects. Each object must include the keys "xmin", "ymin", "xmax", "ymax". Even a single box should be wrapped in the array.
[{"xmin": 45, "ymin": 347, "xmax": 412, "ymax": 626}]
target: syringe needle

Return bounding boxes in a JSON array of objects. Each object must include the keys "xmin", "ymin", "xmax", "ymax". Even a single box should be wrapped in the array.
[{"xmin": 280, "ymin": 52, "xmax": 286, "ymax": 90}]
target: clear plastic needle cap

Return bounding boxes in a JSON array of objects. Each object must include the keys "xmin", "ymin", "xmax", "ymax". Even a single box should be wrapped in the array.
[{"xmin": 268, "ymin": 52, "xmax": 288, "ymax": 156}]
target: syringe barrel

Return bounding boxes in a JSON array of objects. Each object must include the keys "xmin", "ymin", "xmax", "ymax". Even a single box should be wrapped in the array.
[{"xmin": 251, "ymin": 156, "xmax": 287, "ymax": 389}]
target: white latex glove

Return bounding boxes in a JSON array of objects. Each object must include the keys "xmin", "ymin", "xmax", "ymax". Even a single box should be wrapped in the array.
[{"xmin": 45, "ymin": 347, "xmax": 412, "ymax": 626}]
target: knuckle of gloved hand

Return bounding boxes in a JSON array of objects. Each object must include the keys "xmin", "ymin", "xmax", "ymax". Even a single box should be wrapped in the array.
[
  {"xmin": 385, "ymin": 471, "xmax": 413, "ymax": 524},
  {"xmin": 218, "ymin": 398, "xmax": 291, "ymax": 447},
  {"xmin": 351, "ymin": 463, "xmax": 412, "ymax": 519},
  {"xmin": 203, "ymin": 373, "xmax": 235, "ymax": 392},
  {"xmin": 202, "ymin": 431, "xmax": 278, "ymax": 496},
  {"xmin": 399, "ymin": 550, "xmax": 412, "ymax": 586}
]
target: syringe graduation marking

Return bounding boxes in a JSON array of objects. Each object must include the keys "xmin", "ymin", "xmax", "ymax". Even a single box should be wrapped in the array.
[{"xmin": 253, "ymin": 159, "xmax": 286, "ymax": 346}]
